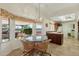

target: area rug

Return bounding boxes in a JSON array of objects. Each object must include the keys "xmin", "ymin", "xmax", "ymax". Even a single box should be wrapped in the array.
[{"xmin": 23, "ymin": 49, "xmax": 51, "ymax": 56}]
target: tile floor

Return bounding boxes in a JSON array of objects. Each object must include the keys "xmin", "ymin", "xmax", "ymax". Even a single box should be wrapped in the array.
[{"xmin": 7, "ymin": 38, "xmax": 79, "ymax": 56}]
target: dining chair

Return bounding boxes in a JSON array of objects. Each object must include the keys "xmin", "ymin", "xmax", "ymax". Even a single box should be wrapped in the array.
[
  {"xmin": 35, "ymin": 39, "xmax": 51, "ymax": 52},
  {"xmin": 21, "ymin": 40, "xmax": 33, "ymax": 55}
]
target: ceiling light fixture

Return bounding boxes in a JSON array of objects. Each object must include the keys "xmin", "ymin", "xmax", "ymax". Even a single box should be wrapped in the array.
[{"xmin": 37, "ymin": 3, "xmax": 42, "ymax": 22}]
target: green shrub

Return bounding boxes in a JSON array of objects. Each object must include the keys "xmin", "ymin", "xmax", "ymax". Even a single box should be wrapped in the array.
[{"xmin": 22, "ymin": 28, "xmax": 32, "ymax": 35}]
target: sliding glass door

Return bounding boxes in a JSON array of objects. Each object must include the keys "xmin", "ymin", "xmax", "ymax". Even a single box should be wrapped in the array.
[{"xmin": 2, "ymin": 18, "xmax": 10, "ymax": 42}]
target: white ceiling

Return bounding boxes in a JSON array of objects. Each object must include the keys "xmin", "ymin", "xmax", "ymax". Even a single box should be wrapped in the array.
[
  {"xmin": 51, "ymin": 13, "xmax": 76, "ymax": 22},
  {"xmin": 0, "ymin": 3, "xmax": 79, "ymax": 21}
]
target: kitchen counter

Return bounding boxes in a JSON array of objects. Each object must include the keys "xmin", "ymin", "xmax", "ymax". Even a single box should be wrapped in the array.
[
  {"xmin": 47, "ymin": 32, "xmax": 63, "ymax": 34},
  {"xmin": 46, "ymin": 32, "xmax": 63, "ymax": 45}
]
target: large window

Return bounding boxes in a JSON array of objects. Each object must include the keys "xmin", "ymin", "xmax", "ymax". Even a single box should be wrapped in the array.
[
  {"xmin": 2, "ymin": 19, "xmax": 10, "ymax": 42},
  {"xmin": 15, "ymin": 25, "xmax": 23, "ymax": 32},
  {"xmin": 15, "ymin": 24, "xmax": 33, "ymax": 39},
  {"xmin": 36, "ymin": 24, "xmax": 42, "ymax": 35}
]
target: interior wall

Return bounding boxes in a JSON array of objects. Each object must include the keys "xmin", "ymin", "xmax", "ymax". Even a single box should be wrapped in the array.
[
  {"xmin": 43, "ymin": 19, "xmax": 55, "ymax": 31},
  {"xmin": 0, "ymin": 18, "xmax": 23, "ymax": 56},
  {"xmin": 42, "ymin": 19, "xmax": 55, "ymax": 35},
  {"xmin": 0, "ymin": 16, "xmax": 2, "ymax": 45},
  {"xmin": 62, "ymin": 21, "xmax": 75, "ymax": 39}
]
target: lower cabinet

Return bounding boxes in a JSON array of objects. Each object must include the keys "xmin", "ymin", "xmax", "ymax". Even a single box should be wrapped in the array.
[{"xmin": 46, "ymin": 32, "xmax": 63, "ymax": 45}]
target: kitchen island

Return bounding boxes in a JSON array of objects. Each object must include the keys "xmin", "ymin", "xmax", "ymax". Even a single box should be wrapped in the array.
[{"xmin": 46, "ymin": 31, "xmax": 63, "ymax": 45}]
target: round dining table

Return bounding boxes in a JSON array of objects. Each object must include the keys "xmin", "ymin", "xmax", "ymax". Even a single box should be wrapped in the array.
[{"xmin": 21, "ymin": 35, "xmax": 51, "ymax": 56}]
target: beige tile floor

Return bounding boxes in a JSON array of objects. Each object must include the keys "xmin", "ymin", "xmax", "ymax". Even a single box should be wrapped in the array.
[
  {"xmin": 7, "ymin": 38, "xmax": 79, "ymax": 56},
  {"xmin": 47, "ymin": 39, "xmax": 79, "ymax": 56}
]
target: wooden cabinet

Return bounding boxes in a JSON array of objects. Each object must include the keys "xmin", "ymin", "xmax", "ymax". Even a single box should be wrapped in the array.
[
  {"xmin": 46, "ymin": 32, "xmax": 63, "ymax": 45},
  {"xmin": 78, "ymin": 22, "xmax": 79, "ymax": 40},
  {"xmin": 78, "ymin": 22, "xmax": 79, "ymax": 32}
]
